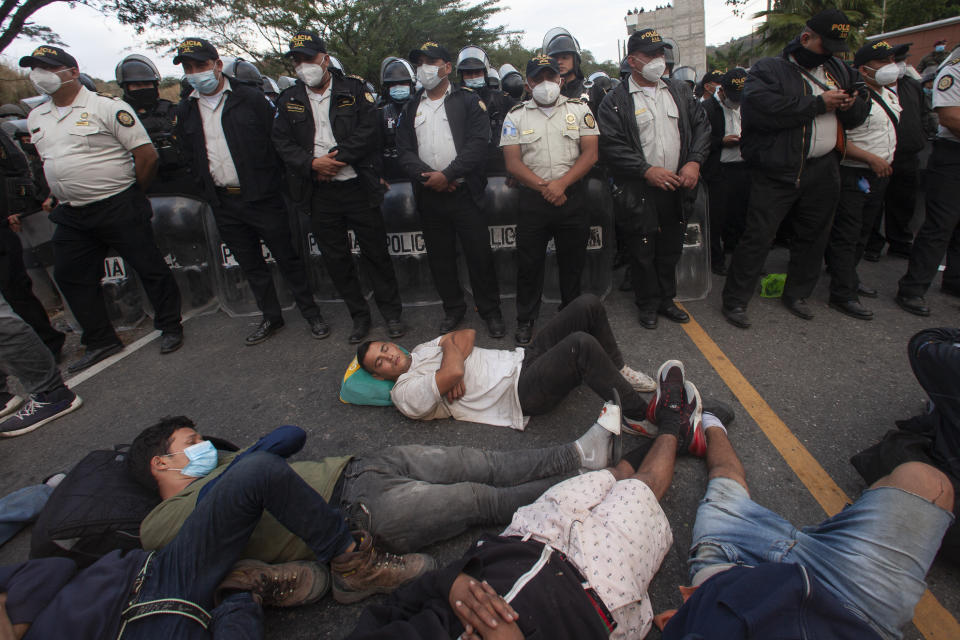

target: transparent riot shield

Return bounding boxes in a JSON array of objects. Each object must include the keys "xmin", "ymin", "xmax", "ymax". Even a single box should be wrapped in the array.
[
  {"xmin": 297, "ymin": 210, "xmax": 374, "ymax": 303},
  {"xmin": 675, "ymin": 181, "xmax": 711, "ymax": 302},
  {"xmin": 148, "ymin": 195, "xmax": 218, "ymax": 316},
  {"xmin": 99, "ymin": 255, "xmax": 147, "ymax": 329},
  {"xmin": 381, "ymin": 180, "xmax": 440, "ymax": 307},
  {"xmin": 16, "ymin": 211, "xmax": 61, "ymax": 312}
]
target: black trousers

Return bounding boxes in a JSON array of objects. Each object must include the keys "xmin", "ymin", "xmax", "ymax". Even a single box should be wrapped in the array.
[
  {"xmin": 866, "ymin": 153, "xmax": 920, "ymax": 256},
  {"xmin": 213, "ymin": 192, "xmax": 319, "ymax": 324},
  {"xmin": 826, "ymin": 166, "xmax": 890, "ymax": 302},
  {"xmin": 908, "ymin": 328, "xmax": 960, "ymax": 478},
  {"xmin": 0, "ymin": 227, "xmax": 64, "ymax": 356},
  {"xmin": 623, "ymin": 188, "xmax": 683, "ymax": 313},
  {"xmin": 898, "ymin": 140, "xmax": 960, "ymax": 298},
  {"xmin": 50, "ymin": 187, "xmax": 182, "ymax": 349},
  {"xmin": 417, "ymin": 188, "xmax": 500, "ymax": 318},
  {"xmin": 310, "ymin": 180, "xmax": 402, "ymax": 323},
  {"xmin": 517, "ymin": 294, "xmax": 647, "ymax": 420},
  {"xmin": 516, "ymin": 183, "xmax": 589, "ymax": 324},
  {"xmin": 723, "ymin": 153, "xmax": 841, "ymax": 308},
  {"xmin": 707, "ymin": 161, "xmax": 751, "ymax": 266}
]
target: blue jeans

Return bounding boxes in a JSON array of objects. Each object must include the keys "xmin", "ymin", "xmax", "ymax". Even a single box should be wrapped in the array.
[
  {"xmin": 121, "ymin": 452, "xmax": 354, "ymax": 639},
  {"xmin": 0, "ymin": 484, "xmax": 52, "ymax": 546},
  {"xmin": 688, "ymin": 477, "xmax": 955, "ymax": 640}
]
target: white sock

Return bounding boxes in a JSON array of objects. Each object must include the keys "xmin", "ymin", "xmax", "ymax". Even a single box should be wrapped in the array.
[{"xmin": 702, "ymin": 411, "xmax": 727, "ymax": 435}]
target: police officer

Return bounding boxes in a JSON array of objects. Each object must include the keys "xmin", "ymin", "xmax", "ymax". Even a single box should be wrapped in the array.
[
  {"xmin": 500, "ymin": 55, "xmax": 599, "ymax": 345},
  {"xmin": 222, "ymin": 57, "xmax": 262, "ymax": 87},
  {"xmin": 919, "ymin": 40, "xmax": 949, "ymax": 73},
  {"xmin": 597, "ymin": 28, "xmax": 710, "ymax": 330},
  {"xmin": 172, "ymin": 37, "xmax": 328, "ymax": 345},
  {"xmin": 272, "ymin": 30, "xmax": 404, "ymax": 343},
  {"xmin": 19, "ymin": 45, "xmax": 184, "ymax": 370},
  {"xmin": 585, "ymin": 71, "xmax": 617, "ymax": 119},
  {"xmin": 396, "ymin": 40, "xmax": 504, "ymax": 337},
  {"xmin": 895, "ymin": 52, "xmax": 960, "ymax": 314},
  {"xmin": 825, "ymin": 41, "xmax": 901, "ymax": 321},
  {"xmin": 720, "ymin": 9, "xmax": 869, "ymax": 328},
  {"xmin": 698, "ymin": 69, "xmax": 724, "ymax": 101},
  {"xmin": 702, "ymin": 67, "xmax": 748, "ymax": 276},
  {"xmin": 456, "ymin": 45, "xmax": 514, "ymax": 175},
  {"xmin": 499, "ymin": 64, "xmax": 525, "ymax": 101},
  {"xmin": 378, "ymin": 56, "xmax": 416, "ymax": 181},
  {"xmin": 543, "ymin": 28, "xmax": 589, "ymax": 101}
]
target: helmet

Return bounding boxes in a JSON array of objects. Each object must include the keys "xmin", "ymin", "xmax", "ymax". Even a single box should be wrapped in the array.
[
  {"xmin": 261, "ymin": 76, "xmax": 280, "ymax": 95},
  {"xmin": 584, "ymin": 70, "xmax": 609, "ymax": 90},
  {"xmin": 179, "ymin": 76, "xmax": 193, "ymax": 99},
  {"xmin": 619, "ymin": 56, "xmax": 632, "ymax": 80},
  {"xmin": 486, "ymin": 66, "xmax": 500, "ymax": 89},
  {"xmin": 77, "ymin": 73, "xmax": 97, "ymax": 91},
  {"xmin": 0, "ymin": 103, "xmax": 27, "ymax": 119},
  {"xmin": 663, "ymin": 39, "xmax": 677, "ymax": 69},
  {"xmin": 222, "ymin": 57, "xmax": 263, "ymax": 85},
  {"xmin": 456, "ymin": 45, "xmax": 490, "ymax": 72},
  {"xmin": 542, "ymin": 27, "xmax": 581, "ymax": 57},
  {"xmin": 0, "ymin": 118, "xmax": 28, "ymax": 139},
  {"xmin": 381, "ymin": 57, "xmax": 415, "ymax": 85},
  {"xmin": 115, "ymin": 54, "xmax": 161, "ymax": 85},
  {"xmin": 328, "ymin": 55, "xmax": 345, "ymax": 74},
  {"xmin": 277, "ymin": 76, "xmax": 297, "ymax": 91},
  {"xmin": 671, "ymin": 65, "xmax": 697, "ymax": 86},
  {"xmin": 499, "ymin": 64, "xmax": 524, "ymax": 99}
]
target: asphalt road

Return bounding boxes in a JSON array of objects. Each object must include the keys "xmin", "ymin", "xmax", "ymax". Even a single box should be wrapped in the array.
[{"xmin": 1, "ymin": 246, "xmax": 958, "ymax": 639}]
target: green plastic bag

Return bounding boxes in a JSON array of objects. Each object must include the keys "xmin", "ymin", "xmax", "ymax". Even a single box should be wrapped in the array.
[{"xmin": 760, "ymin": 273, "xmax": 786, "ymax": 298}]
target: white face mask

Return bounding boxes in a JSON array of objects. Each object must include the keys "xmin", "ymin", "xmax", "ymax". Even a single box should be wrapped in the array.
[
  {"xmin": 531, "ymin": 80, "xmax": 560, "ymax": 105},
  {"xmin": 295, "ymin": 62, "xmax": 328, "ymax": 88},
  {"xmin": 872, "ymin": 63, "xmax": 900, "ymax": 87},
  {"xmin": 416, "ymin": 64, "xmax": 443, "ymax": 91},
  {"xmin": 30, "ymin": 68, "xmax": 72, "ymax": 95},
  {"xmin": 640, "ymin": 57, "xmax": 667, "ymax": 83},
  {"xmin": 895, "ymin": 61, "xmax": 906, "ymax": 78}
]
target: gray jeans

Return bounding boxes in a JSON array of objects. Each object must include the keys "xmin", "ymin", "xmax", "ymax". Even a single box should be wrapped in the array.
[
  {"xmin": 0, "ymin": 293, "xmax": 65, "ymax": 397},
  {"xmin": 340, "ymin": 443, "xmax": 581, "ymax": 553}
]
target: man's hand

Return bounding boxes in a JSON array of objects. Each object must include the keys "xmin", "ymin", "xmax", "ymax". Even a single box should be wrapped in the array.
[
  {"xmin": 421, "ymin": 171, "xmax": 449, "ymax": 192},
  {"xmin": 380, "ymin": 178, "xmax": 391, "ymax": 191},
  {"xmin": 721, "ymin": 134, "xmax": 741, "ymax": 147},
  {"xmin": 445, "ymin": 380, "xmax": 466, "ymax": 403},
  {"xmin": 6, "ymin": 215, "xmax": 20, "ymax": 233},
  {"xmin": 449, "ymin": 574, "xmax": 520, "ymax": 638},
  {"xmin": 867, "ymin": 154, "xmax": 893, "ymax": 178},
  {"xmin": 644, "ymin": 166, "xmax": 681, "ymax": 192},
  {"xmin": 821, "ymin": 90, "xmax": 853, "ymax": 112},
  {"xmin": 312, "ymin": 151, "xmax": 346, "ymax": 177},
  {"xmin": 677, "ymin": 162, "xmax": 700, "ymax": 189},
  {"xmin": 41, "ymin": 197, "xmax": 54, "ymax": 213},
  {"xmin": 541, "ymin": 180, "xmax": 567, "ymax": 206},
  {"xmin": 0, "ymin": 592, "xmax": 27, "ymax": 640}
]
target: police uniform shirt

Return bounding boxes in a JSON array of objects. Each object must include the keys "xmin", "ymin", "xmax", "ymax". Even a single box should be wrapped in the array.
[
  {"xmin": 628, "ymin": 75, "xmax": 681, "ymax": 173},
  {"xmin": 933, "ymin": 58, "xmax": 960, "ymax": 143},
  {"xmin": 715, "ymin": 92, "xmax": 744, "ymax": 164},
  {"xmin": 191, "ymin": 77, "xmax": 241, "ymax": 188},
  {"xmin": 841, "ymin": 86, "xmax": 900, "ymax": 169},
  {"xmin": 306, "ymin": 85, "xmax": 357, "ymax": 181},
  {"xmin": 498, "ymin": 95, "xmax": 598, "ymax": 181},
  {"xmin": 796, "ymin": 62, "xmax": 839, "ymax": 159},
  {"xmin": 414, "ymin": 83, "xmax": 459, "ymax": 171},
  {"xmin": 27, "ymin": 86, "xmax": 151, "ymax": 207}
]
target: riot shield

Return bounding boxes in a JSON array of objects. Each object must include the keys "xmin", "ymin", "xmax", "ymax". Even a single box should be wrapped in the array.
[
  {"xmin": 297, "ymin": 209, "xmax": 373, "ymax": 303},
  {"xmin": 148, "ymin": 195, "xmax": 218, "ymax": 316},
  {"xmin": 380, "ymin": 180, "xmax": 440, "ymax": 307},
  {"xmin": 675, "ymin": 181, "xmax": 711, "ymax": 302},
  {"xmin": 17, "ymin": 211, "xmax": 61, "ymax": 312}
]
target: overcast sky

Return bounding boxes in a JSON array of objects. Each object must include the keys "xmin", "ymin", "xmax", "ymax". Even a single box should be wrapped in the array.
[{"xmin": 1, "ymin": 0, "xmax": 766, "ymax": 80}]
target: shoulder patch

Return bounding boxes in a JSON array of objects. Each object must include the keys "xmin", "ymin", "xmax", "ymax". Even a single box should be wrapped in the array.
[
  {"xmin": 364, "ymin": 92, "xmax": 375, "ymax": 103},
  {"xmin": 116, "ymin": 110, "xmax": 136, "ymax": 127},
  {"xmin": 509, "ymin": 102, "xmax": 524, "ymax": 113},
  {"xmin": 462, "ymin": 86, "xmax": 474, "ymax": 93},
  {"xmin": 97, "ymin": 92, "xmax": 119, "ymax": 100},
  {"xmin": 584, "ymin": 113, "xmax": 596, "ymax": 129},
  {"xmin": 567, "ymin": 97, "xmax": 583, "ymax": 104},
  {"xmin": 347, "ymin": 74, "xmax": 365, "ymax": 82},
  {"xmin": 947, "ymin": 57, "xmax": 960, "ymax": 67},
  {"xmin": 478, "ymin": 99, "xmax": 487, "ymax": 112},
  {"xmin": 939, "ymin": 75, "xmax": 955, "ymax": 91}
]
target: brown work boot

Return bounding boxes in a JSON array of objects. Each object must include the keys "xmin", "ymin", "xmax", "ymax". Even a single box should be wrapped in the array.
[
  {"xmin": 215, "ymin": 559, "xmax": 330, "ymax": 608},
  {"xmin": 331, "ymin": 530, "xmax": 436, "ymax": 604}
]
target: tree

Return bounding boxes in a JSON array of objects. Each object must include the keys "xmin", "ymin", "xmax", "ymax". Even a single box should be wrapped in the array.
[
  {"xmin": 879, "ymin": 0, "xmax": 959, "ymax": 33},
  {"xmin": 708, "ymin": 40, "xmax": 751, "ymax": 70}
]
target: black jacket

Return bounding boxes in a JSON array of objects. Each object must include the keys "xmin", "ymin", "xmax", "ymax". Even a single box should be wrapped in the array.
[
  {"xmin": 740, "ymin": 48, "xmax": 870, "ymax": 183},
  {"xmin": 272, "ymin": 72, "xmax": 382, "ymax": 206},
  {"xmin": 396, "ymin": 83, "xmax": 490, "ymax": 205},
  {"xmin": 137, "ymin": 98, "xmax": 197, "ymax": 196},
  {"xmin": 701, "ymin": 95, "xmax": 726, "ymax": 180},
  {"xmin": 378, "ymin": 98, "xmax": 407, "ymax": 181},
  {"xmin": 476, "ymin": 85, "xmax": 515, "ymax": 175},
  {"xmin": 174, "ymin": 79, "xmax": 282, "ymax": 204},
  {"xmin": 892, "ymin": 76, "xmax": 929, "ymax": 159}
]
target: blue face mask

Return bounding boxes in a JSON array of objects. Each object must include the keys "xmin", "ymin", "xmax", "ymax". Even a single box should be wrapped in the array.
[
  {"xmin": 464, "ymin": 76, "xmax": 486, "ymax": 89},
  {"xmin": 936, "ymin": 45, "xmax": 946, "ymax": 53},
  {"xmin": 166, "ymin": 440, "xmax": 218, "ymax": 477},
  {"xmin": 389, "ymin": 85, "xmax": 411, "ymax": 102},
  {"xmin": 186, "ymin": 70, "xmax": 220, "ymax": 95}
]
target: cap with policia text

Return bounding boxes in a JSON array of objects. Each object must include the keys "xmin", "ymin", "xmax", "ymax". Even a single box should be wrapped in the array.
[
  {"xmin": 853, "ymin": 40, "xmax": 895, "ymax": 67},
  {"xmin": 173, "ymin": 38, "xmax": 219, "ymax": 65},
  {"xmin": 409, "ymin": 41, "xmax": 452, "ymax": 64},
  {"xmin": 702, "ymin": 69, "xmax": 724, "ymax": 84},
  {"xmin": 19, "ymin": 45, "xmax": 77, "ymax": 69},
  {"xmin": 806, "ymin": 9, "xmax": 852, "ymax": 53},
  {"xmin": 526, "ymin": 54, "xmax": 560, "ymax": 79},
  {"xmin": 285, "ymin": 30, "xmax": 327, "ymax": 58},
  {"xmin": 721, "ymin": 68, "xmax": 748, "ymax": 99},
  {"xmin": 627, "ymin": 29, "xmax": 673, "ymax": 55}
]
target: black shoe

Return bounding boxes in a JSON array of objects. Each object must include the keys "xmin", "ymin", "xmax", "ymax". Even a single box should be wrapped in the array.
[
  {"xmin": 515, "ymin": 322, "xmax": 533, "ymax": 345},
  {"xmin": 387, "ymin": 319, "xmax": 406, "ymax": 339},
  {"xmin": 439, "ymin": 311, "xmax": 464, "ymax": 334},
  {"xmin": 895, "ymin": 295, "xmax": 930, "ymax": 317},
  {"xmin": 160, "ymin": 331, "xmax": 184, "ymax": 354},
  {"xmin": 619, "ymin": 268, "xmax": 632, "ymax": 292},
  {"xmin": 722, "ymin": 305, "xmax": 751, "ymax": 329},
  {"xmin": 638, "ymin": 311, "xmax": 658, "ymax": 330},
  {"xmin": 829, "ymin": 300, "xmax": 873, "ymax": 320},
  {"xmin": 348, "ymin": 318, "xmax": 371, "ymax": 344},
  {"xmin": 67, "ymin": 342, "xmax": 123, "ymax": 373},
  {"xmin": 782, "ymin": 297, "xmax": 814, "ymax": 320},
  {"xmin": 658, "ymin": 302, "xmax": 690, "ymax": 324},
  {"xmin": 712, "ymin": 262, "xmax": 728, "ymax": 276},
  {"xmin": 857, "ymin": 283, "xmax": 878, "ymax": 299},
  {"xmin": 309, "ymin": 317, "xmax": 331, "ymax": 340},
  {"xmin": 941, "ymin": 284, "xmax": 960, "ymax": 299},
  {"xmin": 246, "ymin": 319, "xmax": 284, "ymax": 346},
  {"xmin": 862, "ymin": 251, "xmax": 881, "ymax": 263},
  {"xmin": 702, "ymin": 400, "xmax": 735, "ymax": 428},
  {"xmin": 485, "ymin": 313, "xmax": 506, "ymax": 339}
]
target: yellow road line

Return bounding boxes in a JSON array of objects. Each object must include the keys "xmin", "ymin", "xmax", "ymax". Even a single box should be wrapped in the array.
[{"xmin": 677, "ymin": 307, "xmax": 960, "ymax": 639}]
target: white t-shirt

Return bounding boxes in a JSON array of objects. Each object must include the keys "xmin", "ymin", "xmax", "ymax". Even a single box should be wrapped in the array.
[{"xmin": 390, "ymin": 337, "xmax": 528, "ymax": 430}]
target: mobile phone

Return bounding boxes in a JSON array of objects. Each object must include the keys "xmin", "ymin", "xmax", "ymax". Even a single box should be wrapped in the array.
[{"xmin": 846, "ymin": 81, "xmax": 866, "ymax": 96}]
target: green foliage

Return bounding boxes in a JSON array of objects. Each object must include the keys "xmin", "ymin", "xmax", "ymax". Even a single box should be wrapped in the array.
[
  {"xmin": 749, "ymin": 0, "xmax": 882, "ymax": 57},
  {"xmin": 708, "ymin": 40, "xmax": 752, "ymax": 70},
  {"xmin": 879, "ymin": 0, "xmax": 960, "ymax": 33},
  {"xmin": 0, "ymin": 61, "xmax": 34, "ymax": 105}
]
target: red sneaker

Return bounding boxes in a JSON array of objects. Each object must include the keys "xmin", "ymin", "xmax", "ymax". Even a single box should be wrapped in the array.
[{"xmin": 678, "ymin": 381, "xmax": 705, "ymax": 457}]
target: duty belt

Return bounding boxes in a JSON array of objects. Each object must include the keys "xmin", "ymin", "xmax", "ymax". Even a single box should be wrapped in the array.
[
  {"xmin": 116, "ymin": 552, "xmax": 212, "ymax": 638},
  {"xmin": 216, "ymin": 186, "xmax": 242, "ymax": 195}
]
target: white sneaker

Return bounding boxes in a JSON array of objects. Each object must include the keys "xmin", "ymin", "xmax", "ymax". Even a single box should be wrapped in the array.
[
  {"xmin": 620, "ymin": 365, "xmax": 656, "ymax": 392},
  {"xmin": 595, "ymin": 400, "xmax": 622, "ymax": 435}
]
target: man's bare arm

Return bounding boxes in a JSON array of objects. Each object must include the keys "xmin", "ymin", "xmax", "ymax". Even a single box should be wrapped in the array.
[
  {"xmin": 441, "ymin": 329, "xmax": 476, "ymax": 359},
  {"xmin": 131, "ymin": 143, "xmax": 159, "ymax": 190},
  {"xmin": 434, "ymin": 338, "xmax": 467, "ymax": 397},
  {"xmin": 936, "ymin": 106, "xmax": 960, "ymax": 139}
]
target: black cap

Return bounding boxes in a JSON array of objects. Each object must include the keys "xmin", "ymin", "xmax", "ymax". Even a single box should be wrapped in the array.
[
  {"xmin": 409, "ymin": 41, "xmax": 451, "ymax": 64},
  {"xmin": 853, "ymin": 40, "xmax": 895, "ymax": 67},
  {"xmin": 627, "ymin": 29, "xmax": 673, "ymax": 55},
  {"xmin": 173, "ymin": 38, "xmax": 219, "ymax": 65},
  {"xmin": 936, "ymin": 39, "xmax": 948, "ymax": 45},
  {"xmin": 703, "ymin": 69, "xmax": 724, "ymax": 84},
  {"xmin": 721, "ymin": 68, "xmax": 748, "ymax": 99},
  {"xmin": 806, "ymin": 9, "xmax": 852, "ymax": 53},
  {"xmin": 891, "ymin": 42, "xmax": 911, "ymax": 61},
  {"xmin": 285, "ymin": 30, "xmax": 327, "ymax": 58},
  {"xmin": 19, "ymin": 45, "xmax": 77, "ymax": 69},
  {"xmin": 526, "ymin": 54, "xmax": 560, "ymax": 79}
]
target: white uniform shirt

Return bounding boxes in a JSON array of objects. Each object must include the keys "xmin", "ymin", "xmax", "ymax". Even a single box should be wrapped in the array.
[
  {"xmin": 799, "ymin": 63, "xmax": 840, "ymax": 159},
  {"xmin": 842, "ymin": 86, "xmax": 900, "ymax": 169},
  {"xmin": 933, "ymin": 58, "xmax": 960, "ymax": 143},
  {"xmin": 27, "ymin": 86, "xmax": 151, "ymax": 207},
  {"xmin": 715, "ymin": 92, "xmax": 744, "ymax": 164},
  {"xmin": 390, "ymin": 337, "xmax": 528, "ymax": 430},
  {"xmin": 414, "ymin": 83, "xmax": 458, "ymax": 172},
  {"xmin": 499, "ymin": 96, "xmax": 599, "ymax": 181},
  {"xmin": 192, "ymin": 78, "xmax": 241, "ymax": 188},
  {"xmin": 628, "ymin": 75, "xmax": 681, "ymax": 173},
  {"xmin": 306, "ymin": 85, "xmax": 357, "ymax": 181}
]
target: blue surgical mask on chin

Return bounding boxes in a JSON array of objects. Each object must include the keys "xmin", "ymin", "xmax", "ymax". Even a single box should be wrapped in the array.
[
  {"xmin": 936, "ymin": 45, "xmax": 946, "ymax": 53},
  {"xmin": 464, "ymin": 76, "xmax": 486, "ymax": 90},
  {"xmin": 186, "ymin": 70, "xmax": 220, "ymax": 95},
  {"xmin": 389, "ymin": 85, "xmax": 411, "ymax": 102},
  {"xmin": 166, "ymin": 440, "xmax": 218, "ymax": 478}
]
